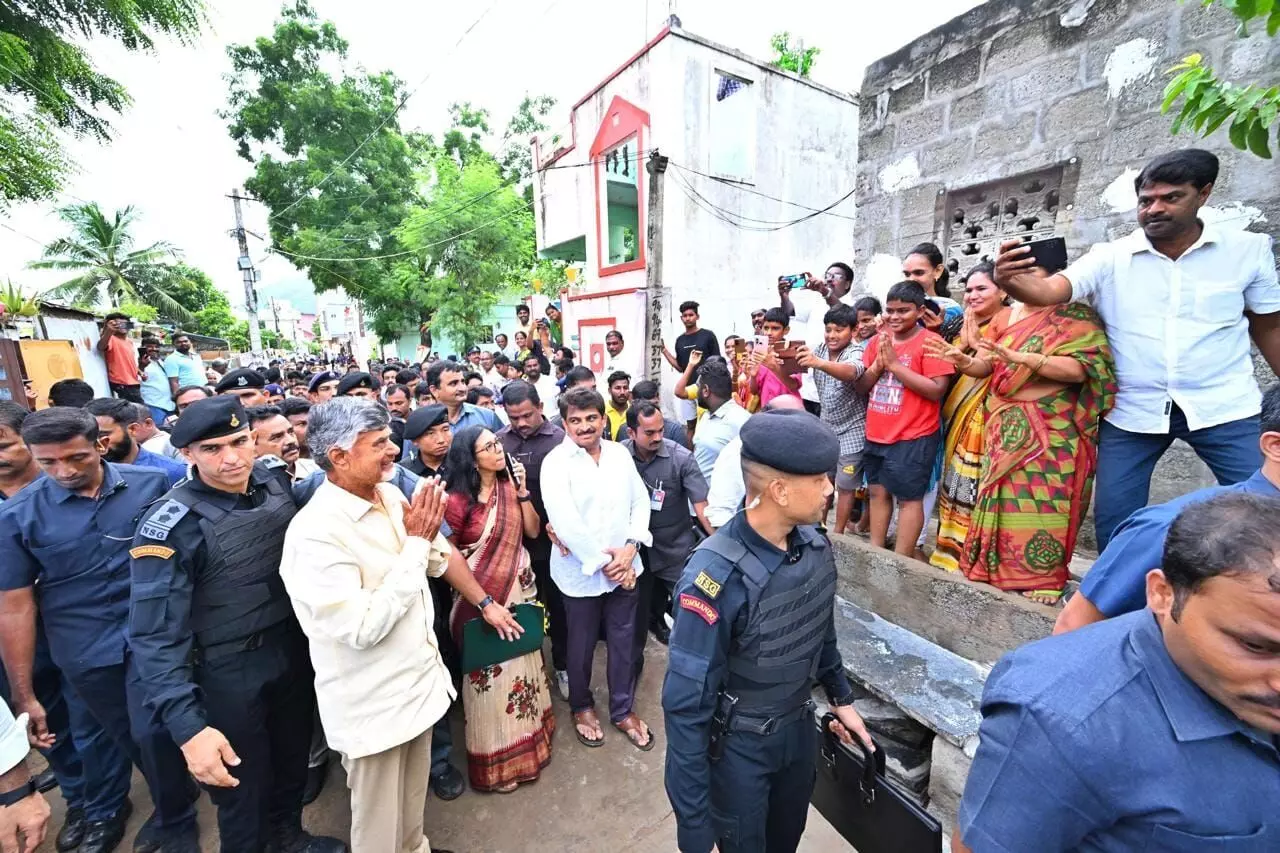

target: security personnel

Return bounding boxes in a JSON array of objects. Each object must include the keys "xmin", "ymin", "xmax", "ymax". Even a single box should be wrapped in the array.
[
  {"xmin": 128, "ymin": 396, "xmax": 345, "ymax": 853},
  {"xmin": 215, "ymin": 368, "xmax": 269, "ymax": 407},
  {"xmin": 307, "ymin": 370, "xmax": 341, "ymax": 403},
  {"xmin": 662, "ymin": 408, "xmax": 874, "ymax": 853}
]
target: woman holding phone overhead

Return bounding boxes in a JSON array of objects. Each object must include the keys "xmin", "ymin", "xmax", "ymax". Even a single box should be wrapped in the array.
[{"xmin": 443, "ymin": 425, "xmax": 556, "ymax": 792}]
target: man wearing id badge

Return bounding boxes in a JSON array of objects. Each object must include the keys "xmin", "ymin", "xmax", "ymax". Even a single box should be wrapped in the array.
[{"xmin": 622, "ymin": 402, "xmax": 711, "ymax": 670}]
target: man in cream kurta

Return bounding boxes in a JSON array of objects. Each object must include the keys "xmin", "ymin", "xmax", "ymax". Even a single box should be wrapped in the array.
[{"xmin": 281, "ymin": 477, "xmax": 454, "ymax": 853}]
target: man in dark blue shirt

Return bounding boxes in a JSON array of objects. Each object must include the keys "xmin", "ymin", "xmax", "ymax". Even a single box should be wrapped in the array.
[
  {"xmin": 1055, "ymin": 383, "xmax": 1280, "ymax": 634},
  {"xmin": 955, "ymin": 492, "xmax": 1280, "ymax": 853},
  {"xmin": 0, "ymin": 407, "xmax": 199, "ymax": 853},
  {"xmin": 85, "ymin": 397, "xmax": 187, "ymax": 488}
]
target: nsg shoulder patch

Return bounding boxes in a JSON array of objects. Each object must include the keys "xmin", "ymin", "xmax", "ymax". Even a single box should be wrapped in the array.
[{"xmin": 138, "ymin": 499, "xmax": 190, "ymax": 541}]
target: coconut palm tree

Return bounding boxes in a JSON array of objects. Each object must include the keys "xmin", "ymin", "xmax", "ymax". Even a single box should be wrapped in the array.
[{"xmin": 30, "ymin": 202, "xmax": 193, "ymax": 321}]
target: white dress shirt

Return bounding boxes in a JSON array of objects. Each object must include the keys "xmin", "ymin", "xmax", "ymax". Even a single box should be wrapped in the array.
[
  {"xmin": 1064, "ymin": 223, "xmax": 1280, "ymax": 433},
  {"xmin": 541, "ymin": 438, "xmax": 652, "ymax": 598},
  {"xmin": 705, "ymin": 437, "xmax": 745, "ymax": 529},
  {"xmin": 0, "ymin": 701, "xmax": 29, "ymax": 776},
  {"xmin": 692, "ymin": 400, "xmax": 752, "ymax": 482},
  {"xmin": 280, "ymin": 479, "xmax": 455, "ymax": 759},
  {"xmin": 532, "ymin": 374, "xmax": 559, "ymax": 419},
  {"xmin": 142, "ymin": 431, "xmax": 181, "ymax": 460}
]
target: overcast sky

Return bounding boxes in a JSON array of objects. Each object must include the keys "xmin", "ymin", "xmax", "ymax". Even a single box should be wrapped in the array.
[{"xmin": 0, "ymin": 0, "xmax": 982, "ymax": 313}]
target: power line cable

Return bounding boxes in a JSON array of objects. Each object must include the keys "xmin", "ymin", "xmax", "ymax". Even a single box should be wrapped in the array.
[{"xmin": 669, "ymin": 160, "xmax": 857, "ymax": 221}]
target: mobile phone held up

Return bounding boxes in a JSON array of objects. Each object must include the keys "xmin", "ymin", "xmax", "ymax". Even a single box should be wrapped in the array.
[
  {"xmin": 780, "ymin": 273, "xmax": 809, "ymax": 290},
  {"xmin": 504, "ymin": 452, "xmax": 519, "ymax": 485},
  {"xmin": 1023, "ymin": 237, "xmax": 1068, "ymax": 274}
]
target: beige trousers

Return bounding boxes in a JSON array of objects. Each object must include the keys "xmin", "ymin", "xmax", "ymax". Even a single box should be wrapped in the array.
[{"xmin": 342, "ymin": 728, "xmax": 433, "ymax": 853}]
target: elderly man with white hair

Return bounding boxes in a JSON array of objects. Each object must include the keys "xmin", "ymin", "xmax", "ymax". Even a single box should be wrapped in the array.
[{"xmin": 280, "ymin": 398, "xmax": 521, "ymax": 853}]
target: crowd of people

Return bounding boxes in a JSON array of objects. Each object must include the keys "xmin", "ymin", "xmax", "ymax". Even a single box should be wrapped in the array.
[{"xmin": 0, "ymin": 146, "xmax": 1276, "ymax": 853}]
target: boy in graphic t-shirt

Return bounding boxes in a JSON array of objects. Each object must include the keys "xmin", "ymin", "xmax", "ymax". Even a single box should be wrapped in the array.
[{"xmin": 855, "ymin": 282, "xmax": 954, "ymax": 557}]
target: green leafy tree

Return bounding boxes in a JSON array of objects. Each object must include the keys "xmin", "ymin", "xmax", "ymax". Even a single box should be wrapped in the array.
[
  {"xmin": 224, "ymin": 1, "xmax": 418, "ymax": 300},
  {"xmin": 769, "ymin": 32, "xmax": 819, "ymax": 78},
  {"xmin": 191, "ymin": 290, "xmax": 237, "ymax": 340},
  {"xmin": 1163, "ymin": 1, "xmax": 1279, "ymax": 158},
  {"xmin": 30, "ymin": 202, "xmax": 194, "ymax": 320},
  {"xmin": 499, "ymin": 94, "xmax": 556, "ymax": 188},
  {"xmin": 384, "ymin": 155, "xmax": 533, "ymax": 348},
  {"xmin": 0, "ymin": 0, "xmax": 205, "ymax": 206}
]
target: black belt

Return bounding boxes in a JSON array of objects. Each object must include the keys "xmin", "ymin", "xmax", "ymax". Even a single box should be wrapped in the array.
[{"xmin": 727, "ymin": 699, "xmax": 815, "ymax": 735}]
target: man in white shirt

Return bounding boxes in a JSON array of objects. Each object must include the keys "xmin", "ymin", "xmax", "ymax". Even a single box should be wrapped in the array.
[
  {"xmin": 602, "ymin": 330, "xmax": 639, "ymax": 380},
  {"xmin": 521, "ymin": 354, "xmax": 560, "ymax": 420},
  {"xmin": 541, "ymin": 387, "xmax": 656, "ymax": 752},
  {"xmin": 690, "ymin": 360, "xmax": 752, "ymax": 482},
  {"xmin": 705, "ymin": 397, "xmax": 807, "ymax": 529},
  {"xmin": 280, "ymin": 398, "xmax": 520, "ymax": 853},
  {"xmin": 995, "ymin": 148, "xmax": 1280, "ymax": 549}
]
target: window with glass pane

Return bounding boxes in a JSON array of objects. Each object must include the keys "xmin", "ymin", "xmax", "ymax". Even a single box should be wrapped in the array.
[
  {"xmin": 710, "ymin": 72, "xmax": 754, "ymax": 180},
  {"xmin": 599, "ymin": 136, "xmax": 640, "ymax": 266}
]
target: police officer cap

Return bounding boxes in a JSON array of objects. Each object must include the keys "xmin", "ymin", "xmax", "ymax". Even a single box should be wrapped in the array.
[
  {"xmin": 336, "ymin": 371, "xmax": 375, "ymax": 396},
  {"xmin": 170, "ymin": 396, "xmax": 250, "ymax": 449},
  {"xmin": 308, "ymin": 370, "xmax": 340, "ymax": 393},
  {"xmin": 403, "ymin": 404, "xmax": 449, "ymax": 441},
  {"xmin": 214, "ymin": 368, "xmax": 265, "ymax": 394},
  {"xmin": 739, "ymin": 409, "xmax": 839, "ymax": 475}
]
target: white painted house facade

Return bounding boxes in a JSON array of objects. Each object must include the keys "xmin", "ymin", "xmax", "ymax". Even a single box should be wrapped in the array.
[{"xmin": 531, "ymin": 23, "xmax": 859, "ymax": 388}]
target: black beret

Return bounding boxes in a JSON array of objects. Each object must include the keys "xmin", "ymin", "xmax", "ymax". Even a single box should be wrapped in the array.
[
  {"xmin": 215, "ymin": 368, "xmax": 266, "ymax": 393},
  {"xmin": 170, "ymin": 396, "xmax": 250, "ymax": 449},
  {"xmin": 403, "ymin": 404, "xmax": 449, "ymax": 441},
  {"xmin": 336, "ymin": 371, "xmax": 375, "ymax": 396},
  {"xmin": 307, "ymin": 370, "xmax": 341, "ymax": 393},
  {"xmin": 739, "ymin": 409, "xmax": 839, "ymax": 475}
]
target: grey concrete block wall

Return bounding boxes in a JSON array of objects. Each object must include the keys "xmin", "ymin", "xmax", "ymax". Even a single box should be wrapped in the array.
[{"xmin": 854, "ymin": 0, "xmax": 1279, "ymax": 532}]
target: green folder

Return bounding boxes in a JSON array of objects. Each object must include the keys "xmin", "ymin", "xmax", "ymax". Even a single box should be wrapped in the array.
[{"xmin": 460, "ymin": 602, "xmax": 546, "ymax": 673}]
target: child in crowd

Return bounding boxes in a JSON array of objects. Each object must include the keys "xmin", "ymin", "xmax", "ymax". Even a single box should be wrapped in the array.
[
  {"xmin": 748, "ymin": 307, "xmax": 803, "ymax": 407},
  {"xmin": 797, "ymin": 303, "xmax": 869, "ymax": 535},
  {"xmin": 854, "ymin": 282, "xmax": 954, "ymax": 557},
  {"xmin": 849, "ymin": 296, "xmax": 882, "ymax": 535}
]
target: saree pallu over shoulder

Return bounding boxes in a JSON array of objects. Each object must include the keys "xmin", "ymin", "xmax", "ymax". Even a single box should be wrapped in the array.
[{"xmin": 961, "ymin": 303, "xmax": 1116, "ymax": 593}]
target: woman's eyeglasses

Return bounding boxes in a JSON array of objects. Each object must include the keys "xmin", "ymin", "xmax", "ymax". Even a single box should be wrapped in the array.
[{"xmin": 478, "ymin": 439, "xmax": 503, "ymax": 455}]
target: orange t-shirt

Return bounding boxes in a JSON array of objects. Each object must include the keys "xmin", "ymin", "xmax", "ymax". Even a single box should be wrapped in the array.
[
  {"xmin": 104, "ymin": 335, "xmax": 140, "ymax": 385},
  {"xmin": 861, "ymin": 329, "xmax": 954, "ymax": 444}
]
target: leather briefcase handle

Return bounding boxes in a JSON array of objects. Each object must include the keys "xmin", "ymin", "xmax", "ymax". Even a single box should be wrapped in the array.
[{"xmin": 819, "ymin": 712, "xmax": 883, "ymax": 806}]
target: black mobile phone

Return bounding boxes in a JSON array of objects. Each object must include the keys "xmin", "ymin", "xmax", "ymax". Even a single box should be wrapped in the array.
[
  {"xmin": 1023, "ymin": 237, "xmax": 1068, "ymax": 274},
  {"xmin": 504, "ymin": 451, "xmax": 518, "ymax": 483}
]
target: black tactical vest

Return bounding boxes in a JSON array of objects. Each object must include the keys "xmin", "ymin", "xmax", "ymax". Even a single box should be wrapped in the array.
[
  {"xmin": 169, "ymin": 470, "xmax": 298, "ymax": 650},
  {"xmin": 701, "ymin": 529, "xmax": 837, "ymax": 716}
]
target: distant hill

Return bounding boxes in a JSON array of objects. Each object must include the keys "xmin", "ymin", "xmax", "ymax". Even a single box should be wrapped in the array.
[{"xmin": 257, "ymin": 274, "xmax": 318, "ymax": 314}]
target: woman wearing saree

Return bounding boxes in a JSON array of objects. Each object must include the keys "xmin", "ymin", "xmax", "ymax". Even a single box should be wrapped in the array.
[
  {"xmin": 930, "ymin": 264, "xmax": 1010, "ymax": 574},
  {"xmin": 925, "ymin": 299, "xmax": 1115, "ymax": 604},
  {"xmin": 443, "ymin": 425, "xmax": 556, "ymax": 792}
]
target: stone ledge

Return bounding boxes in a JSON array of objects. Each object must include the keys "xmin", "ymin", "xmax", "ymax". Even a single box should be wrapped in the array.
[
  {"xmin": 833, "ymin": 596, "xmax": 985, "ymax": 750},
  {"xmin": 832, "ymin": 534, "xmax": 1057, "ymax": 665}
]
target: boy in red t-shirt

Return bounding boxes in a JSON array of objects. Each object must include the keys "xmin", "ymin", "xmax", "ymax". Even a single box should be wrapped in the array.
[{"xmin": 855, "ymin": 282, "xmax": 955, "ymax": 557}]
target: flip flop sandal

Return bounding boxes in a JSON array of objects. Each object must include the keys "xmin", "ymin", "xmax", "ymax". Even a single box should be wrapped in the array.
[
  {"xmin": 573, "ymin": 710, "xmax": 605, "ymax": 748},
  {"xmin": 614, "ymin": 714, "xmax": 656, "ymax": 752}
]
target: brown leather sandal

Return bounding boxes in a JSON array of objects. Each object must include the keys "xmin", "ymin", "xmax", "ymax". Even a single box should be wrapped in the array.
[{"xmin": 614, "ymin": 713, "xmax": 655, "ymax": 751}]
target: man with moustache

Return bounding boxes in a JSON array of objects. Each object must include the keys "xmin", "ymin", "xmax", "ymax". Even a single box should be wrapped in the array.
[
  {"xmin": 954, "ymin": 492, "xmax": 1280, "ymax": 853},
  {"xmin": 541, "ymin": 387, "xmax": 654, "ymax": 749},
  {"xmin": 246, "ymin": 405, "xmax": 318, "ymax": 481},
  {"xmin": 84, "ymin": 398, "xmax": 187, "ymax": 487},
  {"xmin": 128, "ymin": 397, "xmax": 344, "ymax": 853}
]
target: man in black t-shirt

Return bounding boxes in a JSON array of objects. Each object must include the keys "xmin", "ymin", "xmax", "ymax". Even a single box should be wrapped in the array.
[{"xmin": 663, "ymin": 300, "xmax": 720, "ymax": 430}]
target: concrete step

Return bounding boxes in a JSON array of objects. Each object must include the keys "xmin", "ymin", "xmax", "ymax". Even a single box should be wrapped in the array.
[{"xmin": 831, "ymin": 595, "xmax": 986, "ymax": 751}]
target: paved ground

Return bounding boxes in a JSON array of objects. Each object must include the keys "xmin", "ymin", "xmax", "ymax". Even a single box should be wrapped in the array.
[{"xmin": 32, "ymin": 642, "xmax": 853, "ymax": 853}]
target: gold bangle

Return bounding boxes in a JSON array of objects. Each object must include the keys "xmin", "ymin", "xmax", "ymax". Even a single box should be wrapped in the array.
[{"xmin": 1032, "ymin": 354, "xmax": 1048, "ymax": 373}]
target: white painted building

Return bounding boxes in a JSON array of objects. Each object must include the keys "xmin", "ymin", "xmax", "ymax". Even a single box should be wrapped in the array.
[{"xmin": 531, "ymin": 21, "xmax": 859, "ymax": 387}]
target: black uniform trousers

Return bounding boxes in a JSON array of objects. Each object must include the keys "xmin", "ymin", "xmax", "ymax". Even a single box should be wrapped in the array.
[
  {"xmin": 710, "ymin": 715, "xmax": 817, "ymax": 853},
  {"xmin": 68, "ymin": 654, "xmax": 199, "ymax": 831},
  {"xmin": 632, "ymin": 549, "xmax": 674, "ymax": 680},
  {"xmin": 526, "ymin": 536, "xmax": 567, "ymax": 672},
  {"xmin": 196, "ymin": 620, "xmax": 314, "ymax": 853}
]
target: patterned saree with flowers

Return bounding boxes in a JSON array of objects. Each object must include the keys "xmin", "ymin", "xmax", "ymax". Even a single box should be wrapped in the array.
[
  {"xmin": 960, "ymin": 303, "xmax": 1116, "ymax": 596},
  {"xmin": 446, "ymin": 482, "xmax": 555, "ymax": 791}
]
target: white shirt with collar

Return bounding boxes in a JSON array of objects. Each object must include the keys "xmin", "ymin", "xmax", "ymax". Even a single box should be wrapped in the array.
[
  {"xmin": 532, "ymin": 374, "xmax": 559, "ymax": 419},
  {"xmin": 280, "ymin": 479, "xmax": 455, "ymax": 759},
  {"xmin": 1064, "ymin": 223, "xmax": 1280, "ymax": 433},
  {"xmin": 692, "ymin": 400, "xmax": 752, "ymax": 482},
  {"xmin": 705, "ymin": 437, "xmax": 745, "ymax": 529},
  {"xmin": 540, "ymin": 438, "xmax": 652, "ymax": 598}
]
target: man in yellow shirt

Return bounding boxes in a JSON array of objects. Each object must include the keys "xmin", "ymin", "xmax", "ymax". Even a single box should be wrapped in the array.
[{"xmin": 604, "ymin": 371, "xmax": 631, "ymax": 441}]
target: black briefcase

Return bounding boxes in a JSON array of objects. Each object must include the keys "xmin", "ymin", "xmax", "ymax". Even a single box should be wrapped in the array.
[{"xmin": 811, "ymin": 711, "xmax": 943, "ymax": 853}]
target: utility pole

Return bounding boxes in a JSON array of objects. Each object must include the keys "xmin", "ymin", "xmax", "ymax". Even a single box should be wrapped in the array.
[
  {"xmin": 229, "ymin": 189, "xmax": 263, "ymax": 354},
  {"xmin": 643, "ymin": 149, "xmax": 669, "ymax": 383}
]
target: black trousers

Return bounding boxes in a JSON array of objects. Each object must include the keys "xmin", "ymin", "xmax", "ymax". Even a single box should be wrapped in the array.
[
  {"xmin": 632, "ymin": 551, "xmax": 674, "ymax": 680},
  {"xmin": 710, "ymin": 715, "xmax": 817, "ymax": 853},
  {"xmin": 109, "ymin": 383, "xmax": 144, "ymax": 404},
  {"xmin": 196, "ymin": 622, "xmax": 315, "ymax": 853},
  {"xmin": 67, "ymin": 655, "xmax": 198, "ymax": 831},
  {"xmin": 527, "ymin": 537, "xmax": 568, "ymax": 672}
]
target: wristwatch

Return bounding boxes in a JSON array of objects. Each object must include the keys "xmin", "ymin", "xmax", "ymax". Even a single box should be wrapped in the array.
[
  {"xmin": 0, "ymin": 777, "xmax": 38, "ymax": 807},
  {"xmin": 517, "ymin": 493, "xmax": 532, "ymax": 502},
  {"xmin": 477, "ymin": 595, "xmax": 495, "ymax": 611}
]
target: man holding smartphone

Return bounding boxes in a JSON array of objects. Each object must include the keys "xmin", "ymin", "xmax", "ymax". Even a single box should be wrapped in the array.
[
  {"xmin": 97, "ymin": 312, "xmax": 143, "ymax": 404},
  {"xmin": 994, "ymin": 148, "xmax": 1280, "ymax": 549}
]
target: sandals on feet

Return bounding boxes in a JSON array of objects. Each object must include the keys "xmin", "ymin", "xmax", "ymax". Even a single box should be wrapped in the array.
[
  {"xmin": 573, "ymin": 709, "xmax": 605, "ymax": 748},
  {"xmin": 614, "ymin": 713, "xmax": 655, "ymax": 752}
]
